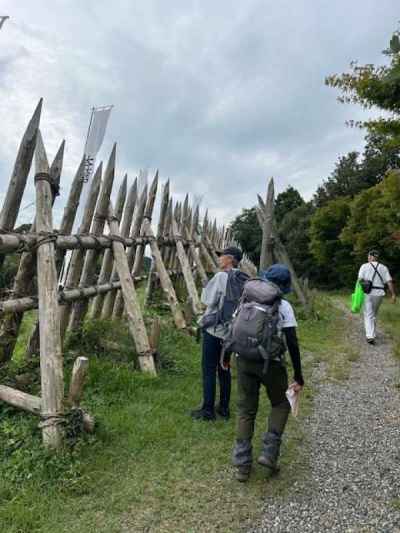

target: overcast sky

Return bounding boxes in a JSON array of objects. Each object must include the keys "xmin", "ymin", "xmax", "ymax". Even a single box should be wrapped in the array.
[{"xmin": 0, "ymin": 1, "xmax": 399, "ymax": 226}]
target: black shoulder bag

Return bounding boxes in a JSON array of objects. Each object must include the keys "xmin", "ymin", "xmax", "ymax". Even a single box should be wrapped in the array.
[{"xmin": 360, "ymin": 263, "xmax": 385, "ymax": 294}]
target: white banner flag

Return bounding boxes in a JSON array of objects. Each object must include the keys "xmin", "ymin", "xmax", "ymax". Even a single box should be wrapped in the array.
[
  {"xmin": 61, "ymin": 105, "xmax": 113, "ymax": 285},
  {"xmin": 83, "ymin": 106, "xmax": 113, "ymax": 182}
]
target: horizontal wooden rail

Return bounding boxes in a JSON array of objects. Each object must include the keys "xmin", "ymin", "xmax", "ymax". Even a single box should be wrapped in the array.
[
  {"xmin": 0, "ymin": 384, "xmax": 41, "ymax": 414},
  {"xmin": 0, "ymin": 270, "xmax": 189, "ymax": 315},
  {"xmin": 0, "ymin": 232, "xmax": 197, "ymax": 254}
]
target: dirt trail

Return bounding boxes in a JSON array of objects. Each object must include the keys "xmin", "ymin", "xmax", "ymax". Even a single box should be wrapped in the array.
[{"xmin": 253, "ymin": 303, "xmax": 400, "ymax": 533}]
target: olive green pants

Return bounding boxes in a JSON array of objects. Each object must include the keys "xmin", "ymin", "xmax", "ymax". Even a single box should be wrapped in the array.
[{"xmin": 235, "ymin": 357, "xmax": 291, "ymax": 441}]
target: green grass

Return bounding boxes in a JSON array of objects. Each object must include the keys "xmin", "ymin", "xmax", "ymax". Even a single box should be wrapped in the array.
[
  {"xmin": 296, "ymin": 293, "xmax": 358, "ymax": 381},
  {"xmin": 0, "ymin": 294, "xmax": 350, "ymax": 532},
  {"xmin": 380, "ymin": 299, "xmax": 400, "ymax": 359}
]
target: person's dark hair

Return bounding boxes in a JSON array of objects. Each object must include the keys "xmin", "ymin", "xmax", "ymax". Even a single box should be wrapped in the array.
[{"xmin": 368, "ymin": 249, "xmax": 380, "ymax": 259}]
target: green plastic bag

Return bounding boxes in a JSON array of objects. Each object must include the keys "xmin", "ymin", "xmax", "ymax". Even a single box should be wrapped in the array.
[{"xmin": 351, "ymin": 281, "xmax": 365, "ymax": 313}]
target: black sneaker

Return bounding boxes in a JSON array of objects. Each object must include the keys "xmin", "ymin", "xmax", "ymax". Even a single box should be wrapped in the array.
[
  {"xmin": 190, "ymin": 408, "xmax": 216, "ymax": 421},
  {"xmin": 216, "ymin": 405, "xmax": 230, "ymax": 420},
  {"xmin": 367, "ymin": 338, "xmax": 375, "ymax": 345}
]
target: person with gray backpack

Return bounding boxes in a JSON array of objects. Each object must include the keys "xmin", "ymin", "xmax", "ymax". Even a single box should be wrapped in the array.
[{"xmin": 225, "ymin": 264, "xmax": 304, "ymax": 482}]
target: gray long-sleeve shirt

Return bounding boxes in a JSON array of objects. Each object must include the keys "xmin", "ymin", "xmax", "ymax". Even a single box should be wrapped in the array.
[{"xmin": 200, "ymin": 270, "xmax": 233, "ymax": 339}]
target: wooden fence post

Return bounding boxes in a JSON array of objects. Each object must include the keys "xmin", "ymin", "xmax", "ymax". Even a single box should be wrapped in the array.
[
  {"xmin": 144, "ymin": 179, "xmax": 170, "ymax": 306},
  {"xmin": 68, "ymin": 144, "xmax": 116, "ymax": 332},
  {"xmin": 101, "ymin": 177, "xmax": 138, "ymax": 319},
  {"xmin": 107, "ymin": 203, "xmax": 157, "ymax": 375},
  {"xmin": 34, "ymin": 131, "xmax": 64, "ymax": 449},
  {"xmin": 0, "ymin": 99, "xmax": 42, "ymax": 269},
  {"xmin": 26, "ymin": 150, "xmax": 86, "ymax": 358},
  {"xmin": 113, "ymin": 183, "xmax": 148, "ymax": 319},
  {"xmin": 0, "ymin": 140, "xmax": 65, "ymax": 364},
  {"xmin": 90, "ymin": 174, "xmax": 127, "ymax": 319},
  {"xmin": 59, "ymin": 164, "xmax": 102, "ymax": 341},
  {"xmin": 132, "ymin": 171, "xmax": 159, "ymax": 277},
  {"xmin": 171, "ymin": 215, "xmax": 203, "ymax": 316},
  {"xmin": 259, "ymin": 177, "xmax": 275, "ymax": 271},
  {"xmin": 141, "ymin": 215, "xmax": 187, "ymax": 330}
]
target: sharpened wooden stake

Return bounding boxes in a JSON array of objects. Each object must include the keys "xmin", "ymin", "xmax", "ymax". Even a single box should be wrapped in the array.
[
  {"xmin": 107, "ymin": 202, "xmax": 157, "ymax": 375},
  {"xmin": 68, "ymin": 144, "xmax": 116, "ymax": 332},
  {"xmin": 141, "ymin": 215, "xmax": 187, "ymax": 330},
  {"xmin": 90, "ymin": 174, "xmax": 127, "ymax": 319},
  {"xmin": 113, "ymin": 183, "xmax": 148, "ymax": 319},
  {"xmin": 101, "ymin": 177, "xmax": 138, "ymax": 319},
  {"xmin": 26, "ymin": 146, "xmax": 85, "ymax": 359},
  {"xmin": 59, "ymin": 163, "xmax": 102, "ymax": 341},
  {"xmin": 0, "ymin": 99, "xmax": 42, "ymax": 235},
  {"xmin": 171, "ymin": 216, "xmax": 203, "ymax": 315},
  {"xmin": 132, "ymin": 171, "xmax": 159, "ymax": 277},
  {"xmin": 259, "ymin": 177, "xmax": 274, "ymax": 271},
  {"xmin": 34, "ymin": 131, "xmax": 64, "ymax": 449},
  {"xmin": 0, "ymin": 139, "xmax": 65, "ymax": 364},
  {"xmin": 68, "ymin": 357, "xmax": 89, "ymax": 407},
  {"xmin": 145, "ymin": 179, "xmax": 170, "ymax": 305}
]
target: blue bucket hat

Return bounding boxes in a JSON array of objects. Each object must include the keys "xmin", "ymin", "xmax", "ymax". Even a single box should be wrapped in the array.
[{"xmin": 259, "ymin": 264, "xmax": 292, "ymax": 294}]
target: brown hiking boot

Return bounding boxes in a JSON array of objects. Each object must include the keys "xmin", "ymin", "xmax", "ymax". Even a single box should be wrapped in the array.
[{"xmin": 235, "ymin": 464, "xmax": 251, "ymax": 482}]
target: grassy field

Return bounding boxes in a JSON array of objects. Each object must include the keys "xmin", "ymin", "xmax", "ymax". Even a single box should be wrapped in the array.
[
  {"xmin": 380, "ymin": 298, "xmax": 400, "ymax": 359},
  {"xmin": 0, "ymin": 294, "xmax": 371, "ymax": 532}
]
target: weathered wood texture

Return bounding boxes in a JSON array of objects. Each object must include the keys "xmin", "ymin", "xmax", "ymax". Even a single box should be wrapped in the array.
[
  {"xmin": 259, "ymin": 178, "xmax": 275, "ymax": 271},
  {"xmin": 0, "ymin": 99, "xmax": 42, "ymax": 236},
  {"xmin": 107, "ymin": 203, "xmax": 156, "ymax": 375},
  {"xmin": 90, "ymin": 174, "xmax": 127, "ymax": 319},
  {"xmin": 256, "ymin": 204, "xmax": 310, "ymax": 312},
  {"xmin": 26, "ymin": 151, "xmax": 84, "ymax": 358},
  {"xmin": 34, "ymin": 131, "xmax": 65, "ymax": 449},
  {"xmin": 142, "ymin": 215, "xmax": 187, "ymax": 330},
  {"xmin": 0, "ymin": 385, "xmax": 41, "ymax": 414},
  {"xmin": 101, "ymin": 177, "xmax": 138, "ymax": 319},
  {"xmin": 59, "ymin": 164, "xmax": 102, "ymax": 341},
  {"xmin": 144, "ymin": 180, "xmax": 170, "ymax": 305},
  {"xmin": 0, "ymin": 140, "xmax": 65, "ymax": 364},
  {"xmin": 67, "ymin": 356, "xmax": 89, "ymax": 407},
  {"xmin": 68, "ymin": 144, "xmax": 116, "ymax": 332},
  {"xmin": 132, "ymin": 171, "xmax": 159, "ymax": 277},
  {"xmin": 171, "ymin": 216, "xmax": 203, "ymax": 315},
  {"xmin": 113, "ymin": 183, "xmax": 148, "ymax": 319}
]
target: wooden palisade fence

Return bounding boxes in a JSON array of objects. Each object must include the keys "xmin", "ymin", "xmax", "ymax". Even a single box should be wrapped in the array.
[{"xmin": 0, "ymin": 100, "xmax": 256, "ymax": 449}]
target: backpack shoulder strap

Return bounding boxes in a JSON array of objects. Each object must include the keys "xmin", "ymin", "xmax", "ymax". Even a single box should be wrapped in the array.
[{"xmin": 371, "ymin": 263, "xmax": 385, "ymax": 287}]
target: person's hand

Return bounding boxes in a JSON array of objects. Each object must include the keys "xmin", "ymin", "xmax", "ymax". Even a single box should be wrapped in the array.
[
  {"xmin": 289, "ymin": 381, "xmax": 303, "ymax": 393},
  {"xmin": 219, "ymin": 352, "xmax": 231, "ymax": 371}
]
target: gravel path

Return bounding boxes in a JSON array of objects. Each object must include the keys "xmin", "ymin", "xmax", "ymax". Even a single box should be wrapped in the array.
[{"xmin": 254, "ymin": 304, "xmax": 400, "ymax": 533}]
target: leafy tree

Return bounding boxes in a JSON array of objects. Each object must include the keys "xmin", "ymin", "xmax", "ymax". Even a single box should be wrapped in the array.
[
  {"xmin": 309, "ymin": 198, "xmax": 354, "ymax": 287},
  {"xmin": 230, "ymin": 207, "xmax": 262, "ymax": 265},
  {"xmin": 278, "ymin": 203, "xmax": 318, "ymax": 281},
  {"xmin": 274, "ymin": 186, "xmax": 305, "ymax": 223},
  {"xmin": 313, "ymin": 133, "xmax": 400, "ymax": 207},
  {"xmin": 340, "ymin": 169, "xmax": 400, "ymax": 279},
  {"xmin": 314, "ymin": 152, "xmax": 360, "ymax": 207}
]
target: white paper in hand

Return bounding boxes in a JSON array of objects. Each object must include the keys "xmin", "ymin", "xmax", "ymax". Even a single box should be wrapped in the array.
[{"xmin": 286, "ymin": 388, "xmax": 300, "ymax": 417}]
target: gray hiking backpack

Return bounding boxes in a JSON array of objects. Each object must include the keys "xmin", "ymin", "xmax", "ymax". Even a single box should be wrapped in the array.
[{"xmin": 224, "ymin": 278, "xmax": 286, "ymax": 373}]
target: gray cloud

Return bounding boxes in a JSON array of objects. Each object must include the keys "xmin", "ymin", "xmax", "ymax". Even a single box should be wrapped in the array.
[{"xmin": 0, "ymin": 0, "xmax": 399, "ymax": 227}]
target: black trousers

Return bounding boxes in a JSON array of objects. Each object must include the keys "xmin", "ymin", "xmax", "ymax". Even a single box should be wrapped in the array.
[{"xmin": 202, "ymin": 331, "xmax": 231, "ymax": 414}]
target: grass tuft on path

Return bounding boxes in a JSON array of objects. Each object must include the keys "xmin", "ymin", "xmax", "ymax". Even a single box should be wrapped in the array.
[{"xmin": 0, "ymin": 294, "xmax": 350, "ymax": 532}]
